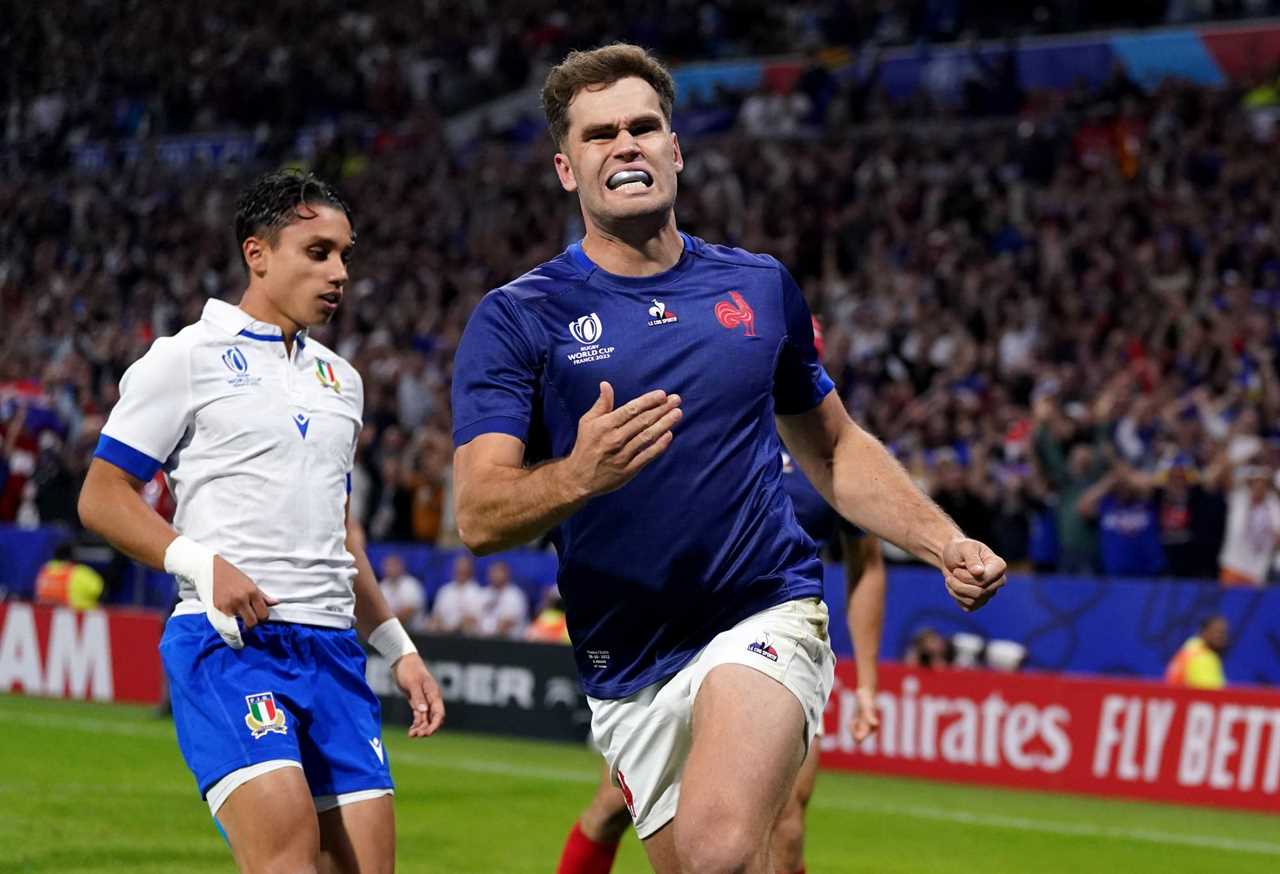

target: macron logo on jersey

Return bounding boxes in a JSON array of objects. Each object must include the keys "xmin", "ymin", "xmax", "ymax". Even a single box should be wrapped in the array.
[
  {"xmin": 715, "ymin": 292, "xmax": 757, "ymax": 337},
  {"xmin": 646, "ymin": 298, "xmax": 678, "ymax": 326},
  {"xmin": 293, "ymin": 413, "xmax": 310, "ymax": 439}
]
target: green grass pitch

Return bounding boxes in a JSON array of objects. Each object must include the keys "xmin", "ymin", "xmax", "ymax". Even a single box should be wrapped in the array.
[{"xmin": 1, "ymin": 693, "xmax": 1277, "ymax": 873}]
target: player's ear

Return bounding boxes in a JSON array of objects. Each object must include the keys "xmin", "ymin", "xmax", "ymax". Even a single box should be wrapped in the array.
[
  {"xmin": 554, "ymin": 151, "xmax": 578, "ymax": 193},
  {"xmin": 242, "ymin": 236, "xmax": 270, "ymax": 278},
  {"xmin": 671, "ymin": 132, "xmax": 684, "ymax": 175}
]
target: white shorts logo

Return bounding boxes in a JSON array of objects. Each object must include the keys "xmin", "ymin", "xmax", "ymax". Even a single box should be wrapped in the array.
[{"xmin": 569, "ymin": 313, "xmax": 603, "ymax": 345}]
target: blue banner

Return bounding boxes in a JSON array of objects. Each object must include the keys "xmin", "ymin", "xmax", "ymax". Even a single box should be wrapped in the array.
[
  {"xmin": 823, "ymin": 565, "xmax": 1280, "ymax": 686},
  {"xmin": 3, "ymin": 527, "xmax": 1275, "ymax": 686}
]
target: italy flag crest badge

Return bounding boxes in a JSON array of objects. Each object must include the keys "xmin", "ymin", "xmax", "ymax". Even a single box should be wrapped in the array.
[
  {"xmin": 315, "ymin": 359, "xmax": 342, "ymax": 393},
  {"xmin": 244, "ymin": 692, "xmax": 288, "ymax": 739}
]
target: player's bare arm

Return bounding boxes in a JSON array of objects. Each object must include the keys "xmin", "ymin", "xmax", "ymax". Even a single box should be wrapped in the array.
[
  {"xmin": 454, "ymin": 381, "xmax": 681, "ymax": 553},
  {"xmin": 776, "ymin": 391, "xmax": 1007, "ymax": 611},
  {"xmin": 346, "ymin": 513, "xmax": 444, "ymax": 737},
  {"xmin": 841, "ymin": 530, "xmax": 885, "ymax": 741},
  {"xmin": 78, "ymin": 458, "xmax": 276, "ymax": 639}
]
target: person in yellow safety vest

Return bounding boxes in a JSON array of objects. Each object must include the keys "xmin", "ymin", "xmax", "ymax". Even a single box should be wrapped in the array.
[
  {"xmin": 525, "ymin": 586, "xmax": 571, "ymax": 644},
  {"xmin": 1165, "ymin": 615, "xmax": 1229, "ymax": 689},
  {"xmin": 34, "ymin": 543, "xmax": 105, "ymax": 611}
]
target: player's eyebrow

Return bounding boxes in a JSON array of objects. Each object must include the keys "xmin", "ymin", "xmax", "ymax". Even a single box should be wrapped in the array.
[
  {"xmin": 579, "ymin": 113, "xmax": 664, "ymax": 141},
  {"xmin": 303, "ymin": 234, "xmax": 355, "ymax": 250}
]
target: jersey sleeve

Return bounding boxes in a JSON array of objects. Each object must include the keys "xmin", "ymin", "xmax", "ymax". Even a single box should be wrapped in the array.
[
  {"xmin": 451, "ymin": 290, "xmax": 542, "ymax": 447},
  {"xmin": 95, "ymin": 336, "xmax": 192, "ymax": 481},
  {"xmin": 772, "ymin": 263, "xmax": 835, "ymax": 415},
  {"xmin": 347, "ymin": 366, "xmax": 365, "ymax": 494}
]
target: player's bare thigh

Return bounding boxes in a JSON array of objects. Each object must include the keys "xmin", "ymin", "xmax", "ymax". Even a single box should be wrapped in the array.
[
  {"xmin": 317, "ymin": 794, "xmax": 396, "ymax": 874},
  {"xmin": 659, "ymin": 663, "xmax": 807, "ymax": 874},
  {"xmin": 217, "ymin": 766, "xmax": 321, "ymax": 874}
]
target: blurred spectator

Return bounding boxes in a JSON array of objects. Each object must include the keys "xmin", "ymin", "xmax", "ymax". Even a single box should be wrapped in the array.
[
  {"xmin": 1077, "ymin": 465, "xmax": 1166, "ymax": 577},
  {"xmin": 1153, "ymin": 456, "xmax": 1225, "ymax": 578},
  {"xmin": 525, "ymin": 585, "xmax": 571, "ymax": 644},
  {"xmin": 34, "ymin": 542, "xmax": 105, "ymax": 611},
  {"xmin": 1165, "ymin": 615, "xmax": 1230, "ymax": 689},
  {"xmin": 904, "ymin": 627, "xmax": 955, "ymax": 668},
  {"xmin": 378, "ymin": 554, "xmax": 427, "ymax": 631},
  {"xmin": 428, "ymin": 554, "xmax": 485, "ymax": 634},
  {"xmin": 477, "ymin": 560, "xmax": 529, "ymax": 639},
  {"xmin": 1216, "ymin": 465, "xmax": 1280, "ymax": 586},
  {"xmin": 1034, "ymin": 402, "xmax": 1109, "ymax": 574}
]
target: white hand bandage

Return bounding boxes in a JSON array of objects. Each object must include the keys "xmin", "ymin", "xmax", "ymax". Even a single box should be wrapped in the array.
[
  {"xmin": 368, "ymin": 618, "xmax": 418, "ymax": 665},
  {"xmin": 164, "ymin": 535, "xmax": 243, "ymax": 649}
]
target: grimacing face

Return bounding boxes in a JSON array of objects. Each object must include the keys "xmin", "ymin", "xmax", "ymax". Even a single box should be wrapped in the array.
[
  {"xmin": 553, "ymin": 76, "xmax": 683, "ymax": 229},
  {"xmin": 244, "ymin": 204, "xmax": 353, "ymax": 332}
]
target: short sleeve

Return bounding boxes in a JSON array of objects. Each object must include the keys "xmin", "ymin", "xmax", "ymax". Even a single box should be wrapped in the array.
[
  {"xmin": 451, "ymin": 290, "xmax": 542, "ymax": 447},
  {"xmin": 772, "ymin": 264, "xmax": 835, "ymax": 415},
  {"xmin": 346, "ymin": 366, "xmax": 365, "ymax": 484},
  {"xmin": 96, "ymin": 337, "xmax": 192, "ymax": 480}
]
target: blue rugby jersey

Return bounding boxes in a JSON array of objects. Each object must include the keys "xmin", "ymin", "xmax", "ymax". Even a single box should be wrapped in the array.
[{"xmin": 452, "ymin": 233, "xmax": 835, "ymax": 698}]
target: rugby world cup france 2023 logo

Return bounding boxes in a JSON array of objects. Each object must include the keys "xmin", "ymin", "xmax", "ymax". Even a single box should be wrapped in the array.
[
  {"xmin": 221, "ymin": 347, "xmax": 260, "ymax": 387},
  {"xmin": 566, "ymin": 312, "xmax": 615, "ymax": 367},
  {"xmin": 569, "ymin": 313, "xmax": 603, "ymax": 345}
]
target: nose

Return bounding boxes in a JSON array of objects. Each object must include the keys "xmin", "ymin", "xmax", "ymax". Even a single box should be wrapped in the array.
[
  {"xmin": 613, "ymin": 130, "xmax": 642, "ymax": 160},
  {"xmin": 331, "ymin": 256, "xmax": 348, "ymax": 286}
]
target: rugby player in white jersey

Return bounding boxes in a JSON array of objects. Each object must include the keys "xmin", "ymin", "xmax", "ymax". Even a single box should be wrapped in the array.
[{"xmin": 79, "ymin": 170, "xmax": 444, "ymax": 874}]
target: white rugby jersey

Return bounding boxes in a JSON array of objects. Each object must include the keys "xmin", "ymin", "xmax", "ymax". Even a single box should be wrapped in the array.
[{"xmin": 97, "ymin": 299, "xmax": 363, "ymax": 628}]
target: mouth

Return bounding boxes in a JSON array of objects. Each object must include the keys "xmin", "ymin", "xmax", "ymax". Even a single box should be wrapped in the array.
[
  {"xmin": 606, "ymin": 169, "xmax": 654, "ymax": 191},
  {"xmin": 318, "ymin": 292, "xmax": 342, "ymax": 311}
]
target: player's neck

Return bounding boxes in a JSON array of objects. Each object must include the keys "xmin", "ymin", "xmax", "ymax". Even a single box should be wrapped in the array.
[
  {"xmin": 581, "ymin": 217, "xmax": 683, "ymax": 277},
  {"xmin": 238, "ymin": 286, "xmax": 305, "ymax": 353}
]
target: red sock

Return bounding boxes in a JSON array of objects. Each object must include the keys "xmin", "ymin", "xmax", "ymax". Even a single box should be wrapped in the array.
[
  {"xmin": 792, "ymin": 868, "xmax": 806, "ymax": 874},
  {"xmin": 556, "ymin": 821, "xmax": 621, "ymax": 874}
]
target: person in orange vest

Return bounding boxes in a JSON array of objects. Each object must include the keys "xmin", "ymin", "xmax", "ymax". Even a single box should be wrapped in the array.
[
  {"xmin": 1165, "ymin": 615, "xmax": 1229, "ymax": 689},
  {"xmin": 525, "ymin": 586, "xmax": 571, "ymax": 644},
  {"xmin": 34, "ymin": 543, "xmax": 105, "ymax": 611}
]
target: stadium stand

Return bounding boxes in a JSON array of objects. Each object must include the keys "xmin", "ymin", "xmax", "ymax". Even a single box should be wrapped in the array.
[{"xmin": 3, "ymin": 5, "xmax": 1280, "ymax": 591}]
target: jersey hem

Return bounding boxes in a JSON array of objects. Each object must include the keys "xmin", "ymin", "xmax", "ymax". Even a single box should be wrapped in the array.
[
  {"xmin": 577, "ymin": 586, "xmax": 823, "ymax": 699},
  {"xmin": 171, "ymin": 600, "xmax": 355, "ymax": 629}
]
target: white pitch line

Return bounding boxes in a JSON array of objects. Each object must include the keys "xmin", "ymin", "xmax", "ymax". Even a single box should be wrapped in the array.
[{"xmin": 8, "ymin": 711, "xmax": 1278, "ymax": 857}]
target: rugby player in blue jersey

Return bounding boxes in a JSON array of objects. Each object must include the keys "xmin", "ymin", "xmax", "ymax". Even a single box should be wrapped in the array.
[
  {"xmin": 554, "ymin": 323, "xmax": 886, "ymax": 874},
  {"xmin": 452, "ymin": 44, "xmax": 1006, "ymax": 874}
]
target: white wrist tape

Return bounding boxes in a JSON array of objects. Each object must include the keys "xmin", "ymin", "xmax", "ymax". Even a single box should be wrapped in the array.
[
  {"xmin": 164, "ymin": 535, "xmax": 243, "ymax": 649},
  {"xmin": 369, "ymin": 618, "xmax": 418, "ymax": 664}
]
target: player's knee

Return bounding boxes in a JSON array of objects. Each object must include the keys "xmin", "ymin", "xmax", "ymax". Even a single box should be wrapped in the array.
[
  {"xmin": 771, "ymin": 800, "xmax": 805, "ymax": 869},
  {"xmin": 246, "ymin": 856, "xmax": 320, "ymax": 874},
  {"xmin": 581, "ymin": 792, "xmax": 632, "ymax": 843},
  {"xmin": 674, "ymin": 813, "xmax": 760, "ymax": 874}
]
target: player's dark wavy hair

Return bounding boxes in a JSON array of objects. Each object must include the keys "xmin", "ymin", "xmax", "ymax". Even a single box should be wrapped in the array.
[
  {"xmin": 233, "ymin": 169, "xmax": 353, "ymax": 247},
  {"xmin": 542, "ymin": 43, "xmax": 676, "ymax": 149}
]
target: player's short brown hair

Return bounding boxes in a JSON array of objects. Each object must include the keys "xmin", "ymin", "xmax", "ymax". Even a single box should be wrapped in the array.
[{"xmin": 542, "ymin": 43, "xmax": 676, "ymax": 148}]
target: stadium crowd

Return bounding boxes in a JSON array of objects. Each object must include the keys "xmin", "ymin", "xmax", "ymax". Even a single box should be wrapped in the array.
[
  {"xmin": 4, "ymin": 11, "xmax": 1280, "ymax": 592},
  {"xmin": 5, "ymin": 0, "xmax": 1275, "ymax": 145}
]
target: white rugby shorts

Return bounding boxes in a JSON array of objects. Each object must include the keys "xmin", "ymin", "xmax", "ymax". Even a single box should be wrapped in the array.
[{"xmin": 587, "ymin": 596, "xmax": 835, "ymax": 838}]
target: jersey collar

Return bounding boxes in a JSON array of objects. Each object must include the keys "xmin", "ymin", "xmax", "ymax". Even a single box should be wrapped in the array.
[
  {"xmin": 202, "ymin": 299, "xmax": 308, "ymax": 349},
  {"xmin": 568, "ymin": 232, "xmax": 695, "ymax": 289}
]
